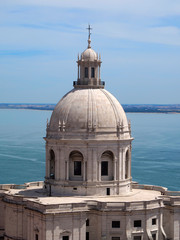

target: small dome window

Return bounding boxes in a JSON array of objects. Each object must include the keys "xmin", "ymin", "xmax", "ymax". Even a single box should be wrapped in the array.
[
  {"xmin": 91, "ymin": 67, "xmax": 95, "ymax": 78},
  {"xmin": 49, "ymin": 150, "xmax": 55, "ymax": 179},
  {"xmin": 85, "ymin": 67, "xmax": 88, "ymax": 78}
]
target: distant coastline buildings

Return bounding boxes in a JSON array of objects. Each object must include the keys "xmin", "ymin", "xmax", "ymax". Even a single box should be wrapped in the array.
[{"xmin": 0, "ymin": 28, "xmax": 180, "ymax": 240}]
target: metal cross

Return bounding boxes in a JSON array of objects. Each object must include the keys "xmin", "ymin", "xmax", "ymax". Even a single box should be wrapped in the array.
[{"xmin": 87, "ymin": 24, "xmax": 92, "ymax": 39}]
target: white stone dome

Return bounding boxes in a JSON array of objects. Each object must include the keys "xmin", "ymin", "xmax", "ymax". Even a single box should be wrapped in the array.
[
  {"xmin": 48, "ymin": 88, "xmax": 130, "ymax": 139},
  {"xmin": 81, "ymin": 48, "xmax": 98, "ymax": 61}
]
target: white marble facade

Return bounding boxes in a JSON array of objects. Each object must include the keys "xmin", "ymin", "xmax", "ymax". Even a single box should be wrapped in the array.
[
  {"xmin": 0, "ymin": 31, "xmax": 180, "ymax": 240},
  {"xmin": 45, "ymin": 34, "xmax": 132, "ymax": 196}
]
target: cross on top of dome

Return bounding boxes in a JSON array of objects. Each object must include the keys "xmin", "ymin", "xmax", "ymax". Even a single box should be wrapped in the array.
[
  {"xmin": 87, "ymin": 24, "xmax": 92, "ymax": 39},
  {"xmin": 86, "ymin": 24, "xmax": 92, "ymax": 48}
]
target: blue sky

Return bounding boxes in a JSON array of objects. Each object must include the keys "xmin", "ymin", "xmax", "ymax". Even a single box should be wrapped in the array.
[{"xmin": 1, "ymin": 0, "xmax": 180, "ymax": 104}]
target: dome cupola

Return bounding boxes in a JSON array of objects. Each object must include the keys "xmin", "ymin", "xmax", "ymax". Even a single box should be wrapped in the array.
[
  {"xmin": 81, "ymin": 37, "xmax": 98, "ymax": 61},
  {"xmin": 73, "ymin": 25, "xmax": 104, "ymax": 89}
]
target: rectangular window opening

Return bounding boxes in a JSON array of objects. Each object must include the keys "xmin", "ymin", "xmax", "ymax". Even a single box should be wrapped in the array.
[
  {"xmin": 63, "ymin": 236, "xmax": 69, "ymax": 240},
  {"xmin": 86, "ymin": 232, "xmax": 89, "ymax": 240},
  {"xmin": 91, "ymin": 67, "xmax": 95, "ymax": 78},
  {"xmin": 112, "ymin": 221, "xmax": 120, "ymax": 228},
  {"xmin": 133, "ymin": 236, "xmax": 141, "ymax": 240},
  {"xmin": 86, "ymin": 219, "xmax": 89, "ymax": 226},
  {"xmin": 74, "ymin": 161, "xmax": 81, "ymax": 175},
  {"xmin": 107, "ymin": 188, "xmax": 110, "ymax": 195},
  {"xmin": 152, "ymin": 234, "xmax": 156, "ymax": 240},
  {"xmin": 35, "ymin": 234, "xmax": 38, "ymax": 240},
  {"xmin": 152, "ymin": 218, "xmax": 157, "ymax": 225},
  {"xmin": 101, "ymin": 161, "xmax": 108, "ymax": 176},
  {"xmin": 134, "ymin": 220, "xmax": 141, "ymax": 227},
  {"xmin": 85, "ymin": 67, "xmax": 88, "ymax": 78},
  {"xmin": 112, "ymin": 237, "xmax": 120, "ymax": 240}
]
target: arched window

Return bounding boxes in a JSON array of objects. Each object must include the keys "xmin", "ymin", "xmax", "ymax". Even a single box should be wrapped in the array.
[
  {"xmin": 50, "ymin": 150, "xmax": 55, "ymax": 179},
  {"xmin": 101, "ymin": 151, "xmax": 114, "ymax": 181},
  {"xmin": 125, "ymin": 150, "xmax": 129, "ymax": 179},
  {"xmin": 69, "ymin": 151, "xmax": 83, "ymax": 181}
]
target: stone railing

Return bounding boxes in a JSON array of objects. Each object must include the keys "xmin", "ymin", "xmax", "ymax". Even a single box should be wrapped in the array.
[
  {"xmin": 132, "ymin": 183, "xmax": 167, "ymax": 194},
  {"xmin": 87, "ymin": 199, "xmax": 163, "ymax": 211},
  {"xmin": 0, "ymin": 181, "xmax": 44, "ymax": 190}
]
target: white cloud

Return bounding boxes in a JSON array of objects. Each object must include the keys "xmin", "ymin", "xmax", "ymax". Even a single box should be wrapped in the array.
[
  {"xmin": 95, "ymin": 22, "xmax": 180, "ymax": 46},
  {"xmin": 1, "ymin": 0, "xmax": 180, "ymax": 49},
  {"xmin": 3, "ymin": 0, "xmax": 180, "ymax": 18}
]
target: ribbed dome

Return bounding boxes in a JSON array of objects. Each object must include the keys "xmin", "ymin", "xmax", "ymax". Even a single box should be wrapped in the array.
[
  {"xmin": 48, "ymin": 88, "xmax": 130, "ymax": 139},
  {"xmin": 81, "ymin": 48, "xmax": 98, "ymax": 61}
]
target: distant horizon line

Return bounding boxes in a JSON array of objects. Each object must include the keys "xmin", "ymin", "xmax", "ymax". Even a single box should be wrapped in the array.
[{"xmin": 1, "ymin": 103, "xmax": 180, "ymax": 105}]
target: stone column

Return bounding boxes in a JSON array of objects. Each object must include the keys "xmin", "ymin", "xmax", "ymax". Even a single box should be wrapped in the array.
[
  {"xmin": 78, "ymin": 64, "xmax": 79, "ymax": 79},
  {"xmin": 41, "ymin": 217, "xmax": 46, "ymax": 240},
  {"xmin": 125, "ymin": 214, "xmax": 132, "ymax": 240},
  {"xmin": 30, "ymin": 212, "xmax": 33, "ymax": 240},
  {"xmin": 59, "ymin": 148, "xmax": 62, "ymax": 180},
  {"xmin": 45, "ymin": 144, "xmax": 49, "ymax": 178},
  {"xmin": 98, "ymin": 161, "xmax": 101, "ymax": 181},
  {"xmin": 118, "ymin": 148, "xmax": 122, "ymax": 180},
  {"xmin": 83, "ymin": 161, "xmax": 86, "ymax": 181},
  {"xmin": 129, "ymin": 146, "xmax": 132, "ymax": 178},
  {"xmin": 55, "ymin": 147, "xmax": 59, "ymax": 180},
  {"xmin": 27, "ymin": 212, "xmax": 30, "ymax": 240},
  {"xmin": 99, "ymin": 65, "xmax": 101, "ymax": 80},
  {"xmin": 87, "ymin": 149, "xmax": 92, "ymax": 181},
  {"xmin": 89, "ymin": 66, "xmax": 91, "ymax": 80},
  {"xmin": 93, "ymin": 149, "xmax": 98, "ymax": 182},
  {"xmin": 66, "ymin": 159, "xmax": 69, "ymax": 180},
  {"xmin": 114, "ymin": 158, "xmax": 117, "ymax": 180},
  {"xmin": 122, "ymin": 148, "xmax": 125, "ymax": 180},
  {"xmin": 59, "ymin": 147, "xmax": 66, "ymax": 181},
  {"xmin": 95, "ymin": 65, "xmax": 98, "ymax": 80}
]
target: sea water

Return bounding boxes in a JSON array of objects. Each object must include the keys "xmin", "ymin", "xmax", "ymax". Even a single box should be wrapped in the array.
[{"xmin": 0, "ymin": 109, "xmax": 179, "ymax": 191}]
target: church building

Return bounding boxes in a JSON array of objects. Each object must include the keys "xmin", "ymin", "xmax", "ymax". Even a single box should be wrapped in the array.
[{"xmin": 0, "ymin": 27, "xmax": 180, "ymax": 240}]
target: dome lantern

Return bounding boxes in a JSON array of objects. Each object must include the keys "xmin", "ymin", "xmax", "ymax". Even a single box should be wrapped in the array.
[{"xmin": 73, "ymin": 25, "xmax": 105, "ymax": 88}]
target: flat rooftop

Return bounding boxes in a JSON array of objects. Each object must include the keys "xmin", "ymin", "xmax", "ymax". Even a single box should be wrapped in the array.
[{"xmin": 6, "ymin": 186, "xmax": 161, "ymax": 205}]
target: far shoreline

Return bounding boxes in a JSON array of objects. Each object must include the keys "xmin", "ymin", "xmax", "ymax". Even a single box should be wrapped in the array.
[{"xmin": 1, "ymin": 103, "xmax": 180, "ymax": 114}]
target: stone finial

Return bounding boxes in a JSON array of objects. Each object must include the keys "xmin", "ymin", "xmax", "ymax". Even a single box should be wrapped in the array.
[
  {"xmin": 58, "ymin": 120, "xmax": 61, "ymax": 132},
  {"xmin": 92, "ymin": 123, "xmax": 96, "ymax": 132},
  {"xmin": 88, "ymin": 38, "xmax": 91, "ymax": 48},
  {"xmin": 58, "ymin": 120, "xmax": 66, "ymax": 132},
  {"xmin": 88, "ymin": 121, "xmax": 92, "ymax": 132},
  {"xmin": 128, "ymin": 120, "xmax": 131, "ymax": 135},
  {"xmin": 62, "ymin": 120, "xmax": 66, "ymax": 132},
  {"xmin": 120, "ymin": 120, "xmax": 124, "ymax": 131},
  {"xmin": 117, "ymin": 122, "xmax": 120, "ymax": 132}
]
